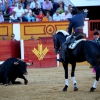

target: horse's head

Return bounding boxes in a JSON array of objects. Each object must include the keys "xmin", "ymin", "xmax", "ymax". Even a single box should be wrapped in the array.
[
  {"xmin": 53, "ymin": 31, "xmax": 69, "ymax": 54},
  {"xmin": 53, "ymin": 34, "xmax": 61, "ymax": 54}
]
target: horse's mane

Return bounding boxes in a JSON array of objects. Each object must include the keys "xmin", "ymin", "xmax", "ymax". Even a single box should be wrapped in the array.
[{"xmin": 56, "ymin": 32, "xmax": 66, "ymax": 46}]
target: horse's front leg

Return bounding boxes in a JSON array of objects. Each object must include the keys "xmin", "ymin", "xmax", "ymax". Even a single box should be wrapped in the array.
[
  {"xmin": 62, "ymin": 62, "xmax": 69, "ymax": 92},
  {"xmin": 71, "ymin": 62, "xmax": 78, "ymax": 91},
  {"xmin": 90, "ymin": 71, "xmax": 99, "ymax": 92}
]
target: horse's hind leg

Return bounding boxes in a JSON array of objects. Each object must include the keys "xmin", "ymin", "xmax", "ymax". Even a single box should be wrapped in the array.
[
  {"xmin": 90, "ymin": 70, "xmax": 99, "ymax": 92},
  {"xmin": 71, "ymin": 62, "xmax": 78, "ymax": 91}
]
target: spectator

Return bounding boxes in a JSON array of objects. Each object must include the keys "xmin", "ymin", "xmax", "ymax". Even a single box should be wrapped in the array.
[
  {"xmin": 9, "ymin": 6, "xmax": 15, "ymax": 14},
  {"xmin": 68, "ymin": 5, "xmax": 72, "ymax": 12},
  {"xmin": 11, "ymin": 33, "xmax": 17, "ymax": 41},
  {"xmin": 24, "ymin": 0, "xmax": 31, "ymax": 8},
  {"xmin": 14, "ymin": 0, "xmax": 25, "ymax": 9},
  {"xmin": 9, "ymin": 11, "xmax": 19, "ymax": 22},
  {"xmin": 36, "ymin": 10, "xmax": 44, "ymax": 21},
  {"xmin": 14, "ymin": 0, "xmax": 21, "ymax": 7},
  {"xmin": 60, "ymin": 9, "xmax": 72, "ymax": 21},
  {"xmin": 52, "ymin": 10, "xmax": 61, "ymax": 21},
  {"xmin": 29, "ymin": 35, "xmax": 34, "ymax": 40},
  {"xmin": 8, "ymin": 0, "xmax": 15, "ymax": 7},
  {"xmin": 57, "ymin": 2, "xmax": 64, "ymax": 14},
  {"xmin": 89, "ymin": 30, "xmax": 100, "ymax": 71},
  {"xmin": 93, "ymin": 31, "xmax": 100, "ymax": 44},
  {"xmin": 53, "ymin": 0, "xmax": 64, "ymax": 12},
  {"xmin": 13, "ymin": 3, "xmax": 24, "ymax": 22},
  {"xmin": 42, "ymin": 0, "xmax": 54, "ymax": 16},
  {"xmin": 0, "ymin": 0, "xmax": 8, "ymax": 14},
  {"xmin": 43, "ymin": 11, "xmax": 52, "ymax": 21},
  {"xmin": 0, "ymin": 11, "xmax": 4, "ymax": 22},
  {"xmin": 32, "ymin": 3, "xmax": 41, "ymax": 18},
  {"xmin": 21, "ymin": 0, "xmax": 25, "ymax": 9},
  {"xmin": 37, "ymin": 0, "xmax": 44, "ymax": 8},
  {"xmin": 30, "ymin": 0, "xmax": 41, "ymax": 10},
  {"xmin": 24, "ymin": 4, "xmax": 35, "ymax": 22},
  {"xmin": 2, "ymin": 36, "xmax": 7, "ymax": 40}
]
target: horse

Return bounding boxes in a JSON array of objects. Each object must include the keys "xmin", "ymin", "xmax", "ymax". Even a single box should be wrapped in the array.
[{"xmin": 53, "ymin": 30, "xmax": 100, "ymax": 92}]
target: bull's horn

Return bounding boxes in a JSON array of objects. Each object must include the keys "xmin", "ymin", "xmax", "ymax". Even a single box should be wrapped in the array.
[
  {"xmin": 26, "ymin": 62, "xmax": 33, "ymax": 66},
  {"xmin": 14, "ymin": 62, "xmax": 19, "ymax": 65}
]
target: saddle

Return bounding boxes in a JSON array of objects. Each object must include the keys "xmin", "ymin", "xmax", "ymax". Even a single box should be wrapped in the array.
[
  {"xmin": 60, "ymin": 33, "xmax": 86, "ymax": 61},
  {"xmin": 66, "ymin": 33, "xmax": 85, "ymax": 49}
]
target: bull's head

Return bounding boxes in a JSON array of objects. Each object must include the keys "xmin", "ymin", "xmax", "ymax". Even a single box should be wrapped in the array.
[{"xmin": 14, "ymin": 59, "xmax": 33, "ymax": 75}]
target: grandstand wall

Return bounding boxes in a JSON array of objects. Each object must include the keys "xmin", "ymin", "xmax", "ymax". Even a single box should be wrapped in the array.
[{"xmin": 0, "ymin": 20, "xmax": 89, "ymax": 40}]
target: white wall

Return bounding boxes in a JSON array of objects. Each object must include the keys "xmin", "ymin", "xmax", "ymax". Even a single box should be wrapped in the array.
[
  {"xmin": 84, "ymin": 20, "xmax": 88, "ymax": 37},
  {"xmin": 13, "ymin": 23, "xmax": 20, "ymax": 40},
  {"xmin": 64, "ymin": 0, "xmax": 100, "ymax": 7}
]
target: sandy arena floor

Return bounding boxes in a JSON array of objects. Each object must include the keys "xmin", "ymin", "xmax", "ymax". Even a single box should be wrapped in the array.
[{"xmin": 0, "ymin": 64, "xmax": 100, "ymax": 100}]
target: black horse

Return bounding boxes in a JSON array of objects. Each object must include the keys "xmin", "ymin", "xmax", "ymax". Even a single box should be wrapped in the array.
[{"xmin": 53, "ymin": 31, "xmax": 100, "ymax": 92}]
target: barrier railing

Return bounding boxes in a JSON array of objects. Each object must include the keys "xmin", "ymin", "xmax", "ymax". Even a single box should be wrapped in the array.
[{"xmin": 88, "ymin": 20, "xmax": 100, "ymax": 40}]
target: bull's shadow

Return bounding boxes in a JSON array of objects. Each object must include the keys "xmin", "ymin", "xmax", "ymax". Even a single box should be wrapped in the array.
[{"xmin": 53, "ymin": 32, "xmax": 100, "ymax": 92}]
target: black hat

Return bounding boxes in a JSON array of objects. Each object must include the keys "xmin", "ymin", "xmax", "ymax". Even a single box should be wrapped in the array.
[
  {"xmin": 71, "ymin": 9, "xmax": 78, "ymax": 15},
  {"xmin": 93, "ymin": 31, "xmax": 99, "ymax": 35}
]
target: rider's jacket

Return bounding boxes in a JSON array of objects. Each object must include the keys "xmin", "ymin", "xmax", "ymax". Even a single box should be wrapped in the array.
[{"xmin": 68, "ymin": 11, "xmax": 88, "ymax": 34}]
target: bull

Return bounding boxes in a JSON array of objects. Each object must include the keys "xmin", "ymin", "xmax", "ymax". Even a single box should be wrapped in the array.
[{"xmin": 0, "ymin": 58, "xmax": 33, "ymax": 86}]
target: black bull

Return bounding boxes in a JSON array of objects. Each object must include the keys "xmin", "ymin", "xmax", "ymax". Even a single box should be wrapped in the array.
[
  {"xmin": 53, "ymin": 32, "xmax": 100, "ymax": 92},
  {"xmin": 0, "ymin": 58, "xmax": 33, "ymax": 86}
]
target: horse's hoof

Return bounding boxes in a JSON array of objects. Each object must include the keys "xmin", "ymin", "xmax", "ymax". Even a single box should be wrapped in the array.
[
  {"xmin": 4, "ymin": 84, "xmax": 8, "ymax": 86},
  {"xmin": 74, "ymin": 87, "xmax": 78, "ymax": 91},
  {"xmin": 62, "ymin": 85, "xmax": 68, "ymax": 92},
  {"xmin": 90, "ymin": 87, "xmax": 96, "ymax": 92},
  {"xmin": 24, "ymin": 80, "xmax": 28, "ymax": 85}
]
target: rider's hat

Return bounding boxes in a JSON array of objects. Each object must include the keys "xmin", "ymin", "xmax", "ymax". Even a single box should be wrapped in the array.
[{"xmin": 71, "ymin": 9, "xmax": 78, "ymax": 15}]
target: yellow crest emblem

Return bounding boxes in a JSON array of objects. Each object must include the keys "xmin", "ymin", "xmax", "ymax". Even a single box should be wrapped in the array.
[{"xmin": 32, "ymin": 44, "xmax": 49, "ymax": 60}]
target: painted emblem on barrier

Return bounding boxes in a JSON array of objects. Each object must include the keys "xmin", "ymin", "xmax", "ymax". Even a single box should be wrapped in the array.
[
  {"xmin": 32, "ymin": 44, "xmax": 49, "ymax": 60},
  {"xmin": 45, "ymin": 25, "xmax": 55, "ymax": 35}
]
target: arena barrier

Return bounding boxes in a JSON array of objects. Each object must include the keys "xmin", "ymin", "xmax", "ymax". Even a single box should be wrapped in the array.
[
  {"xmin": 0, "ymin": 38, "xmax": 57, "ymax": 68},
  {"xmin": 0, "ymin": 20, "xmax": 89, "ymax": 40},
  {"xmin": 0, "ymin": 23, "xmax": 13, "ymax": 40},
  {"xmin": 0, "ymin": 41, "xmax": 20, "ymax": 64},
  {"xmin": 20, "ymin": 37, "xmax": 57, "ymax": 68},
  {"xmin": 0, "ymin": 20, "xmax": 99, "ymax": 67}
]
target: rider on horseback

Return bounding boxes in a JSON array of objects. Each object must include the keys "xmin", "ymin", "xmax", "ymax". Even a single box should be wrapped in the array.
[
  {"xmin": 67, "ymin": 9, "xmax": 88, "ymax": 39},
  {"xmin": 57, "ymin": 8, "xmax": 88, "ymax": 62}
]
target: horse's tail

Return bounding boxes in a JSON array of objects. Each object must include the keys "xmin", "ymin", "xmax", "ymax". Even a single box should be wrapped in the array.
[{"xmin": 95, "ymin": 53, "xmax": 100, "ymax": 65}]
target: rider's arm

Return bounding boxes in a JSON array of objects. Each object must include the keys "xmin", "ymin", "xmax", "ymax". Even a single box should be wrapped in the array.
[
  {"xmin": 68, "ymin": 19, "xmax": 74, "ymax": 35},
  {"xmin": 82, "ymin": 9, "xmax": 88, "ymax": 18}
]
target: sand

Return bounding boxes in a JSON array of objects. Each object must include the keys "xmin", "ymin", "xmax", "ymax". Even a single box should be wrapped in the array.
[{"xmin": 0, "ymin": 64, "xmax": 100, "ymax": 100}]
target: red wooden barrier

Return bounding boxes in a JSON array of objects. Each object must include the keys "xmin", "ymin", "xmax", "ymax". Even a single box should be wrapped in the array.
[
  {"xmin": 0, "ymin": 41, "xmax": 20, "ymax": 61},
  {"xmin": 24, "ymin": 37, "xmax": 57, "ymax": 68},
  {"xmin": 88, "ymin": 20, "xmax": 100, "ymax": 40}
]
